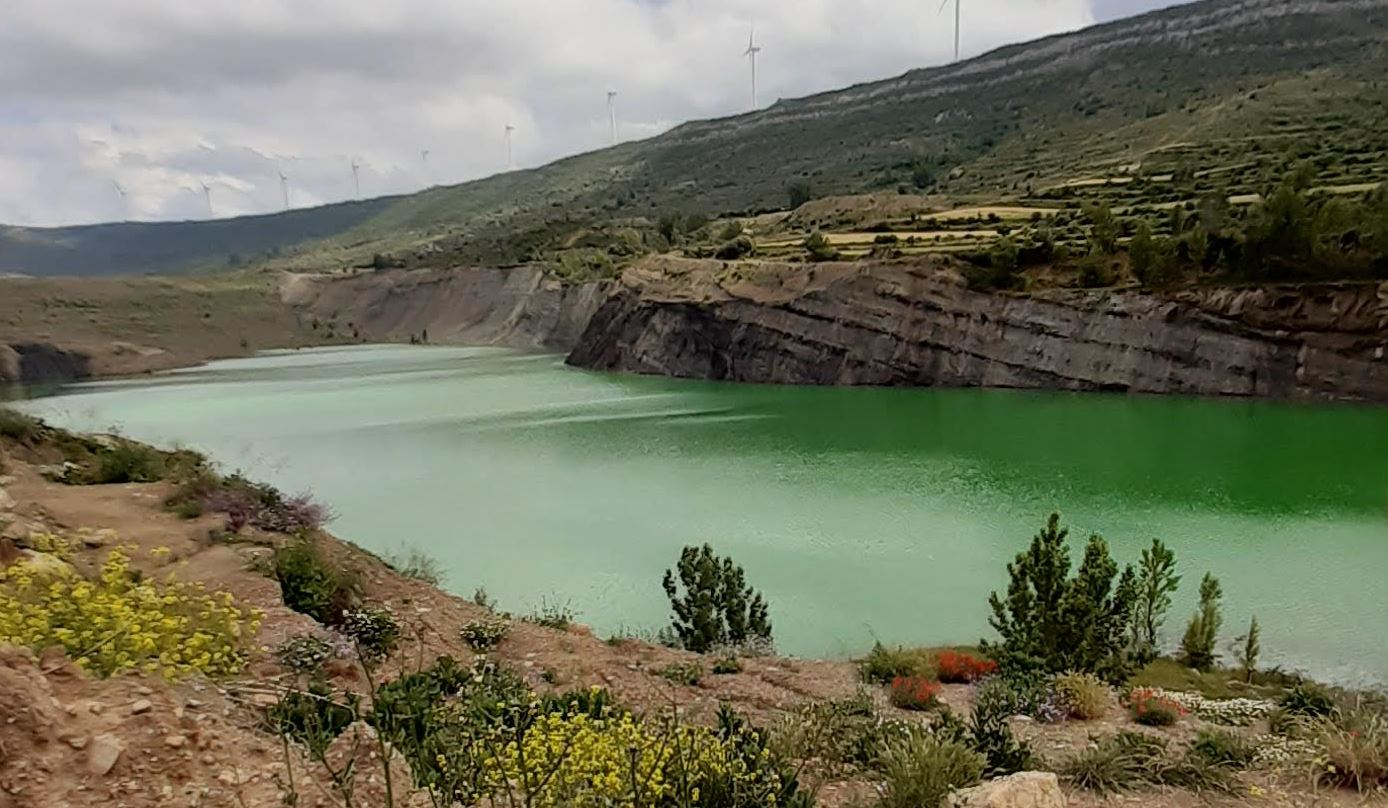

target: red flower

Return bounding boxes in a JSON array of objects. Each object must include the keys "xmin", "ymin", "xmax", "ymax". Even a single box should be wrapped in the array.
[
  {"xmin": 889, "ymin": 676, "xmax": 942, "ymax": 710},
  {"xmin": 937, "ymin": 650, "xmax": 998, "ymax": 683}
]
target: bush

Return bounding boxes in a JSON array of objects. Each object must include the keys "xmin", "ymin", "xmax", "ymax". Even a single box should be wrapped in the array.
[
  {"xmin": 877, "ymin": 729, "xmax": 984, "ymax": 808},
  {"xmin": 712, "ymin": 656, "xmax": 743, "ymax": 674},
  {"xmin": 1129, "ymin": 688, "xmax": 1186, "ymax": 726},
  {"xmin": 1189, "ymin": 728, "xmax": 1256, "ymax": 768},
  {"xmin": 803, "ymin": 230, "xmax": 839, "ymax": 261},
  {"xmin": 1130, "ymin": 539, "xmax": 1180, "ymax": 665},
  {"xmin": 937, "ymin": 650, "xmax": 997, "ymax": 684},
  {"xmin": 384, "ymin": 547, "xmax": 444, "ymax": 586},
  {"xmin": 342, "ymin": 606, "xmax": 400, "ymax": 661},
  {"xmin": 984, "ymin": 513, "xmax": 1137, "ymax": 683},
  {"xmin": 267, "ymin": 681, "xmax": 360, "ymax": 758},
  {"xmin": 87, "ymin": 443, "xmax": 164, "ymax": 484},
  {"xmin": 1054, "ymin": 672, "xmax": 1112, "ymax": 720},
  {"xmin": 525, "ymin": 597, "xmax": 575, "ymax": 630},
  {"xmin": 460, "ymin": 617, "xmax": 511, "ymax": 652},
  {"xmin": 717, "ymin": 220, "xmax": 745, "ymax": 241},
  {"xmin": 271, "ymin": 537, "xmax": 359, "ymax": 625},
  {"xmin": 1063, "ymin": 731, "xmax": 1167, "ymax": 794},
  {"xmin": 1279, "ymin": 683, "xmax": 1337, "ymax": 718},
  {"xmin": 657, "ymin": 661, "xmax": 703, "ymax": 686},
  {"xmin": 274, "ymin": 633, "xmax": 339, "ymax": 677},
  {"xmin": 889, "ymin": 676, "xmax": 942, "ymax": 711},
  {"xmin": 662, "ymin": 544, "xmax": 772, "ymax": 654},
  {"xmin": 969, "ymin": 677, "xmax": 1037, "ymax": 775},
  {"xmin": 787, "ymin": 182, "xmax": 813, "ymax": 209},
  {"xmin": 0, "ymin": 547, "xmax": 261, "ymax": 679},
  {"xmin": 0, "ymin": 408, "xmax": 43, "ymax": 442},
  {"xmin": 861, "ymin": 643, "xmax": 933, "ymax": 683},
  {"xmin": 714, "ymin": 236, "xmax": 755, "ymax": 260},
  {"xmin": 1310, "ymin": 707, "xmax": 1388, "ymax": 791},
  {"xmin": 1179, "ymin": 573, "xmax": 1223, "ymax": 671}
]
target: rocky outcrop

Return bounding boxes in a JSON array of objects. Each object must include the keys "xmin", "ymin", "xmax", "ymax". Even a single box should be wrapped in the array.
[
  {"xmin": 948, "ymin": 771, "xmax": 1066, "ymax": 808},
  {"xmin": 566, "ymin": 258, "xmax": 1388, "ymax": 402},
  {"xmin": 282, "ymin": 266, "xmax": 610, "ymax": 351},
  {"xmin": 0, "ymin": 342, "xmax": 92, "ymax": 384}
]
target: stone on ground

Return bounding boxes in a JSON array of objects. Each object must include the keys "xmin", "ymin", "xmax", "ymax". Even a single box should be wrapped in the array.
[{"xmin": 948, "ymin": 771, "xmax": 1066, "ymax": 808}]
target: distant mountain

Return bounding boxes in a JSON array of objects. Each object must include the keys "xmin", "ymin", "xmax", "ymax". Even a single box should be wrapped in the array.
[{"xmin": 4, "ymin": 0, "xmax": 1386, "ymax": 277}]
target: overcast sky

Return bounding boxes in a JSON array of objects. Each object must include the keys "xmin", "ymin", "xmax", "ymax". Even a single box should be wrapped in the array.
[{"xmin": 0, "ymin": 0, "xmax": 1192, "ymax": 227}]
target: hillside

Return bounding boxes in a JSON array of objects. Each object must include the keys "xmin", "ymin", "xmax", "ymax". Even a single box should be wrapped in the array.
[{"xmin": 3, "ymin": 0, "xmax": 1386, "ymax": 277}]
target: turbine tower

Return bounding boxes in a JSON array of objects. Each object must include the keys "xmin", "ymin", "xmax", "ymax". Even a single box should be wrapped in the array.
[
  {"xmin": 279, "ymin": 170, "xmax": 290, "ymax": 210},
  {"xmin": 607, "ymin": 91, "xmax": 618, "ymax": 145},
  {"xmin": 200, "ymin": 181, "xmax": 214, "ymax": 217},
  {"xmin": 744, "ymin": 28, "xmax": 762, "ymax": 110},
  {"xmin": 938, "ymin": 0, "xmax": 961, "ymax": 62},
  {"xmin": 112, "ymin": 181, "xmax": 128, "ymax": 220},
  {"xmin": 420, "ymin": 149, "xmax": 431, "ymax": 187},
  {"xmin": 350, "ymin": 158, "xmax": 361, "ymax": 198},
  {"xmin": 504, "ymin": 124, "xmax": 515, "ymax": 170}
]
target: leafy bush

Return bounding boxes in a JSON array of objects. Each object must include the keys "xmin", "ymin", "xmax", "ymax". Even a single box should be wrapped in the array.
[
  {"xmin": 384, "ymin": 547, "xmax": 444, "ymax": 586},
  {"xmin": 87, "ymin": 443, "xmax": 164, "ymax": 484},
  {"xmin": 877, "ymin": 728, "xmax": 984, "ymax": 808},
  {"xmin": 1063, "ymin": 732, "xmax": 1164, "ymax": 794},
  {"xmin": 460, "ymin": 617, "xmax": 511, "ymax": 652},
  {"xmin": 267, "ymin": 681, "xmax": 360, "ymax": 758},
  {"xmin": 525, "ymin": 597, "xmax": 576, "ymax": 630},
  {"xmin": 1179, "ymin": 573, "xmax": 1223, "ymax": 671},
  {"xmin": 662, "ymin": 544, "xmax": 772, "ymax": 654},
  {"xmin": 274, "ymin": 633, "xmax": 340, "ymax": 677},
  {"xmin": 271, "ymin": 536, "xmax": 359, "ymax": 625},
  {"xmin": 889, "ymin": 676, "xmax": 942, "ymax": 711},
  {"xmin": 1189, "ymin": 728, "xmax": 1256, "ymax": 768},
  {"xmin": 1129, "ymin": 688, "xmax": 1186, "ymax": 726},
  {"xmin": 1230, "ymin": 615, "xmax": 1261, "ymax": 683},
  {"xmin": 787, "ymin": 182, "xmax": 814, "ymax": 209},
  {"xmin": 861, "ymin": 643, "xmax": 933, "ymax": 683},
  {"xmin": 969, "ymin": 677, "xmax": 1036, "ymax": 775},
  {"xmin": 983, "ymin": 513, "xmax": 1137, "ymax": 683},
  {"xmin": 1279, "ymin": 682, "xmax": 1337, "ymax": 719},
  {"xmin": 1054, "ymin": 672, "xmax": 1112, "ymax": 720},
  {"xmin": 803, "ymin": 230, "xmax": 839, "ymax": 262},
  {"xmin": 342, "ymin": 606, "xmax": 399, "ymax": 661},
  {"xmin": 657, "ymin": 661, "xmax": 703, "ymax": 686},
  {"xmin": 936, "ymin": 650, "xmax": 997, "ymax": 683},
  {"xmin": 712, "ymin": 656, "xmax": 743, "ymax": 674},
  {"xmin": 0, "ymin": 547, "xmax": 261, "ymax": 679},
  {"xmin": 1310, "ymin": 707, "xmax": 1388, "ymax": 791}
]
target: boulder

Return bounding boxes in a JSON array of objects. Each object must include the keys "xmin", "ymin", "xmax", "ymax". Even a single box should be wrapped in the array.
[
  {"xmin": 0, "ymin": 487, "xmax": 14, "ymax": 511},
  {"xmin": 87, "ymin": 733, "xmax": 125, "ymax": 775},
  {"xmin": 16, "ymin": 549, "xmax": 74, "ymax": 577},
  {"xmin": 948, "ymin": 772, "xmax": 1065, "ymax": 808}
]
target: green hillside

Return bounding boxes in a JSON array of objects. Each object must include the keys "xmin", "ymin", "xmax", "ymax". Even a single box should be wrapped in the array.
[{"xmin": 3, "ymin": 0, "xmax": 1386, "ymax": 277}]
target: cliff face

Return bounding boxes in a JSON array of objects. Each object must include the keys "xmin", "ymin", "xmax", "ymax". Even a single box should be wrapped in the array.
[
  {"xmin": 566, "ymin": 259, "xmax": 1388, "ymax": 402},
  {"xmin": 281, "ymin": 266, "xmax": 610, "ymax": 351},
  {"xmin": 0, "ymin": 343, "xmax": 92, "ymax": 385}
]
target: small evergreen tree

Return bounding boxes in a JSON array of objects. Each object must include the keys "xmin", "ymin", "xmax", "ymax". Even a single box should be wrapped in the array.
[
  {"xmin": 1129, "ymin": 220, "xmax": 1156, "ymax": 283},
  {"xmin": 1180, "ymin": 573, "xmax": 1223, "ymax": 671},
  {"xmin": 1084, "ymin": 203, "xmax": 1121, "ymax": 254},
  {"xmin": 1232, "ymin": 615, "xmax": 1261, "ymax": 683},
  {"xmin": 984, "ymin": 513, "xmax": 1137, "ymax": 682},
  {"xmin": 1130, "ymin": 539, "xmax": 1180, "ymax": 664},
  {"xmin": 804, "ymin": 230, "xmax": 839, "ymax": 262},
  {"xmin": 787, "ymin": 181, "xmax": 814, "ymax": 209},
  {"xmin": 662, "ymin": 544, "xmax": 772, "ymax": 653}
]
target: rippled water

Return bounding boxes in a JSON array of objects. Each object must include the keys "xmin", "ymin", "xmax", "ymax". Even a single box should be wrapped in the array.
[{"xmin": 15, "ymin": 345, "xmax": 1388, "ymax": 685}]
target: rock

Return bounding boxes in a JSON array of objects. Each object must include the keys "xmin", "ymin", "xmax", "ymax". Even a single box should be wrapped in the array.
[
  {"xmin": 61, "ymin": 733, "xmax": 89, "ymax": 750},
  {"xmin": 130, "ymin": 699, "xmax": 153, "ymax": 715},
  {"xmin": 0, "ymin": 487, "xmax": 14, "ymax": 511},
  {"xmin": 87, "ymin": 734, "xmax": 125, "ymax": 776},
  {"xmin": 81, "ymin": 529, "xmax": 118, "ymax": 548},
  {"xmin": 164, "ymin": 735, "xmax": 188, "ymax": 748},
  {"xmin": 948, "ymin": 772, "xmax": 1065, "ymax": 808},
  {"xmin": 15, "ymin": 550, "xmax": 74, "ymax": 577}
]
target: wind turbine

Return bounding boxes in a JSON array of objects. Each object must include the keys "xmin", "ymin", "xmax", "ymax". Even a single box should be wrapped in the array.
[
  {"xmin": 938, "ymin": 0, "xmax": 961, "ymax": 63},
  {"xmin": 744, "ymin": 28, "xmax": 762, "ymax": 110},
  {"xmin": 350, "ymin": 158, "xmax": 361, "ymax": 198},
  {"xmin": 200, "ymin": 181, "xmax": 214, "ymax": 217},
  {"xmin": 112, "ymin": 181, "xmax": 128, "ymax": 220},
  {"xmin": 279, "ymin": 170, "xmax": 290, "ymax": 210},
  {"xmin": 607, "ymin": 91, "xmax": 618, "ymax": 145},
  {"xmin": 504, "ymin": 124, "xmax": 515, "ymax": 170},
  {"xmin": 420, "ymin": 149, "xmax": 432, "ymax": 187}
]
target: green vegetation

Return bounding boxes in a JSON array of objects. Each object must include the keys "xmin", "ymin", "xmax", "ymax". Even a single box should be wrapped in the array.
[
  {"xmin": 0, "ymin": 408, "xmax": 42, "ymax": 442},
  {"xmin": 662, "ymin": 544, "xmax": 772, "ymax": 654},
  {"xmin": 1130, "ymin": 538, "xmax": 1180, "ymax": 664},
  {"xmin": 877, "ymin": 729, "xmax": 984, "ymax": 808},
  {"xmin": 459, "ymin": 617, "xmax": 511, "ymax": 652},
  {"xmin": 1179, "ymin": 573, "xmax": 1223, "ymax": 671},
  {"xmin": 860, "ymin": 643, "xmax": 935, "ymax": 684},
  {"xmin": 383, "ymin": 547, "xmax": 445, "ymax": 586},
  {"xmin": 1232, "ymin": 615, "xmax": 1261, "ymax": 683},
  {"xmin": 983, "ymin": 512, "xmax": 1137, "ymax": 683},
  {"xmin": 524, "ymin": 597, "xmax": 576, "ymax": 630},
  {"xmin": 656, "ymin": 661, "xmax": 704, "ymax": 686},
  {"xmin": 1052, "ymin": 672, "xmax": 1111, "ymax": 721},
  {"xmin": 1062, "ymin": 731, "xmax": 1240, "ymax": 795},
  {"xmin": 271, "ymin": 536, "xmax": 361, "ymax": 625}
]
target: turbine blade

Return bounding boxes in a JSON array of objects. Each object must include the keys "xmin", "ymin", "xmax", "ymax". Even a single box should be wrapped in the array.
[{"xmin": 938, "ymin": 0, "xmax": 949, "ymax": 14}]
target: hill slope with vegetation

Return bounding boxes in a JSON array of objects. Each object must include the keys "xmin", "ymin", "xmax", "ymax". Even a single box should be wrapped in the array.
[{"xmin": 3, "ymin": 0, "xmax": 1386, "ymax": 277}]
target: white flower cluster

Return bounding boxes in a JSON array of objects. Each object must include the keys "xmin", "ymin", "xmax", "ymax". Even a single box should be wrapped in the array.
[
  {"xmin": 1139, "ymin": 688, "xmax": 1274, "ymax": 725},
  {"xmin": 1251, "ymin": 733, "xmax": 1318, "ymax": 767}
]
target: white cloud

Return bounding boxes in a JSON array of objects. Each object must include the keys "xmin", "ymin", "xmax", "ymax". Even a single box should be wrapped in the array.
[{"xmin": 0, "ymin": 0, "xmax": 1096, "ymax": 226}]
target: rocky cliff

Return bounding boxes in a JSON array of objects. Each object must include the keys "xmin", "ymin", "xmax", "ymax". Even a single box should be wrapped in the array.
[
  {"xmin": 0, "ymin": 343, "xmax": 92, "ymax": 385},
  {"xmin": 566, "ymin": 258, "xmax": 1388, "ymax": 402},
  {"xmin": 281, "ymin": 266, "xmax": 610, "ymax": 350}
]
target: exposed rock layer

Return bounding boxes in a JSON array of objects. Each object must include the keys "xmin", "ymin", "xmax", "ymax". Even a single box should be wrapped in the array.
[
  {"xmin": 565, "ymin": 258, "xmax": 1388, "ymax": 402},
  {"xmin": 0, "ymin": 343, "xmax": 92, "ymax": 385}
]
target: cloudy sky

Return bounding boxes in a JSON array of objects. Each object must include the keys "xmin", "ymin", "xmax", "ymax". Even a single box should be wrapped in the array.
[{"xmin": 0, "ymin": 0, "xmax": 1190, "ymax": 227}]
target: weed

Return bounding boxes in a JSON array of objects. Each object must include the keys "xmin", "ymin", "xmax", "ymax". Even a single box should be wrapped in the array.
[
  {"xmin": 713, "ymin": 656, "xmax": 744, "ymax": 675},
  {"xmin": 861, "ymin": 643, "xmax": 933, "ymax": 684},
  {"xmin": 273, "ymin": 633, "xmax": 339, "ymax": 677},
  {"xmin": 0, "ymin": 408, "xmax": 43, "ymax": 442},
  {"xmin": 267, "ymin": 681, "xmax": 360, "ymax": 758},
  {"xmin": 657, "ymin": 661, "xmax": 703, "ymax": 686},
  {"xmin": 341, "ymin": 606, "xmax": 399, "ymax": 662},
  {"xmin": 889, "ymin": 676, "xmax": 942, "ymax": 711},
  {"xmin": 460, "ymin": 616, "xmax": 510, "ymax": 652},
  {"xmin": 1054, "ymin": 672, "xmax": 1112, "ymax": 720},
  {"xmin": 1310, "ymin": 707, "xmax": 1388, "ymax": 791},
  {"xmin": 1280, "ymin": 683, "xmax": 1338, "ymax": 719},
  {"xmin": 1189, "ymin": 728, "xmax": 1256, "ymax": 768},
  {"xmin": 383, "ymin": 547, "xmax": 444, "ymax": 586},
  {"xmin": 271, "ymin": 536, "xmax": 359, "ymax": 625},
  {"xmin": 877, "ymin": 728, "xmax": 984, "ymax": 808},
  {"xmin": 86, "ymin": 443, "xmax": 164, "ymax": 484},
  {"xmin": 524, "ymin": 597, "xmax": 576, "ymax": 630},
  {"xmin": 936, "ymin": 650, "xmax": 997, "ymax": 684}
]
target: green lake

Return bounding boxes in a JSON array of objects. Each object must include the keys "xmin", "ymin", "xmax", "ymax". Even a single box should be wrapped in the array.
[{"xmin": 13, "ymin": 345, "xmax": 1388, "ymax": 685}]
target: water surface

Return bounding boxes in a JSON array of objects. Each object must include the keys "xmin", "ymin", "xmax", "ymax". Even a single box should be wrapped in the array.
[{"xmin": 16, "ymin": 345, "xmax": 1388, "ymax": 685}]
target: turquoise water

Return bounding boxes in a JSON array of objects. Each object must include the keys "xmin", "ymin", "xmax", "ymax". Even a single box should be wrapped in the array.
[{"xmin": 14, "ymin": 345, "xmax": 1388, "ymax": 685}]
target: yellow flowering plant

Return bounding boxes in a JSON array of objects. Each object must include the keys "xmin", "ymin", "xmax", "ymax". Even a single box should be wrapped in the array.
[{"xmin": 0, "ymin": 546, "xmax": 262, "ymax": 679}]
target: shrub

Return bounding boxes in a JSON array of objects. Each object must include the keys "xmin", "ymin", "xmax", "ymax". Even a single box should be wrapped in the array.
[
  {"xmin": 1054, "ymin": 672, "xmax": 1112, "ymax": 720},
  {"xmin": 983, "ymin": 513, "xmax": 1137, "ymax": 683},
  {"xmin": 460, "ymin": 617, "xmax": 511, "ymax": 652},
  {"xmin": 1130, "ymin": 538, "xmax": 1180, "ymax": 664},
  {"xmin": 0, "ymin": 408, "xmax": 43, "ymax": 442},
  {"xmin": 525, "ymin": 597, "xmax": 576, "ymax": 630},
  {"xmin": 657, "ymin": 661, "xmax": 703, "ymax": 686},
  {"xmin": 937, "ymin": 650, "xmax": 997, "ymax": 684},
  {"xmin": 968, "ymin": 678, "xmax": 1036, "ymax": 776},
  {"xmin": 1279, "ymin": 682, "xmax": 1337, "ymax": 719},
  {"xmin": 877, "ymin": 728, "xmax": 984, "ymax": 808},
  {"xmin": 787, "ymin": 181, "xmax": 813, "ymax": 209},
  {"xmin": 1310, "ymin": 707, "xmax": 1388, "ymax": 791},
  {"xmin": 712, "ymin": 656, "xmax": 743, "ymax": 674},
  {"xmin": 384, "ymin": 547, "xmax": 444, "ymax": 586},
  {"xmin": 1063, "ymin": 732, "xmax": 1164, "ymax": 794},
  {"xmin": 266, "ymin": 681, "xmax": 360, "ymax": 758},
  {"xmin": 803, "ymin": 230, "xmax": 839, "ymax": 261},
  {"xmin": 1189, "ymin": 728, "xmax": 1256, "ymax": 768},
  {"xmin": 199, "ymin": 475, "xmax": 333, "ymax": 535},
  {"xmin": 718, "ymin": 220, "xmax": 745, "ymax": 241},
  {"xmin": 0, "ymin": 547, "xmax": 261, "ymax": 679},
  {"xmin": 714, "ymin": 236, "xmax": 755, "ymax": 260},
  {"xmin": 1129, "ymin": 688, "xmax": 1186, "ymax": 726},
  {"xmin": 889, "ymin": 676, "xmax": 942, "ymax": 711},
  {"xmin": 342, "ymin": 606, "xmax": 400, "ymax": 661},
  {"xmin": 271, "ymin": 536, "xmax": 359, "ymax": 625},
  {"xmin": 274, "ymin": 633, "xmax": 339, "ymax": 677},
  {"xmin": 861, "ymin": 643, "xmax": 933, "ymax": 684},
  {"xmin": 662, "ymin": 544, "xmax": 772, "ymax": 653},
  {"xmin": 87, "ymin": 443, "xmax": 164, "ymax": 484},
  {"xmin": 1231, "ymin": 615, "xmax": 1261, "ymax": 683},
  {"xmin": 1179, "ymin": 573, "xmax": 1223, "ymax": 671}
]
